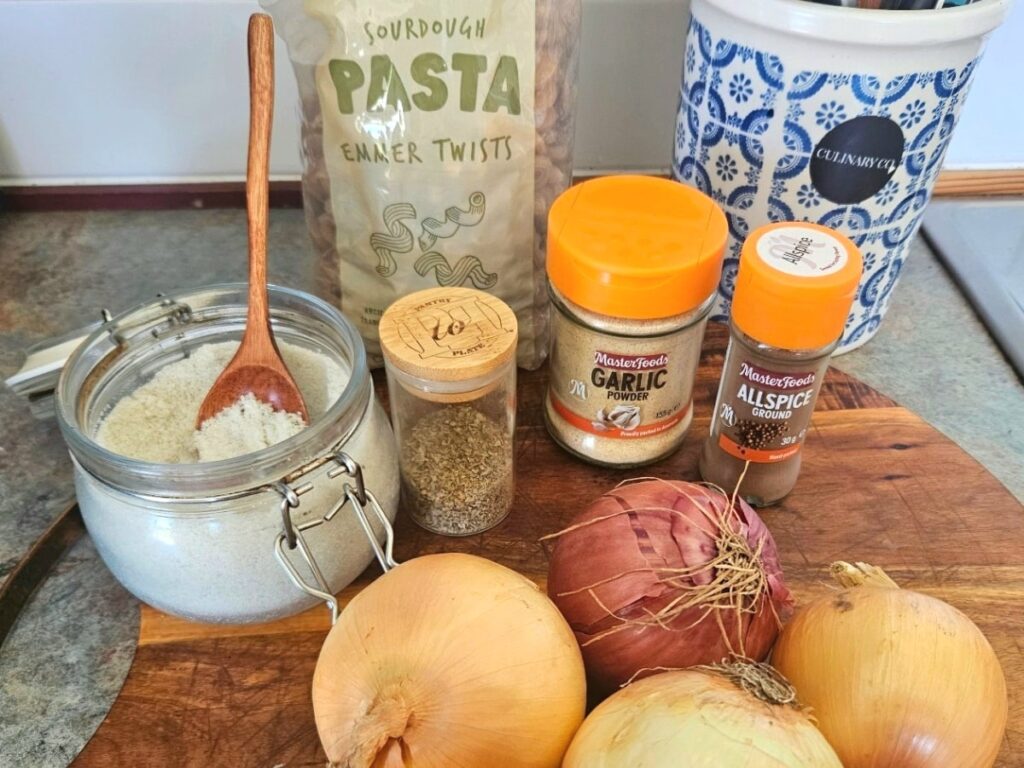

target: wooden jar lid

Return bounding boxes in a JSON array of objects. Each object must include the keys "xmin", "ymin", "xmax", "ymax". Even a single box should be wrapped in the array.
[{"xmin": 379, "ymin": 287, "xmax": 518, "ymax": 385}]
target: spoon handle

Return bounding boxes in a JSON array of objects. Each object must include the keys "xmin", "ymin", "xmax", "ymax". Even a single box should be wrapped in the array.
[{"xmin": 246, "ymin": 14, "xmax": 274, "ymax": 345}]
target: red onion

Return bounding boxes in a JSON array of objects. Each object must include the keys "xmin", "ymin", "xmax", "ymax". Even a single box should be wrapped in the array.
[{"xmin": 545, "ymin": 479, "xmax": 792, "ymax": 693}]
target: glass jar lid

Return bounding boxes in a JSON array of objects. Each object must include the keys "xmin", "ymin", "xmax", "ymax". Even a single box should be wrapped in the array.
[
  {"xmin": 733, "ymin": 222, "xmax": 862, "ymax": 350},
  {"xmin": 378, "ymin": 287, "xmax": 518, "ymax": 389}
]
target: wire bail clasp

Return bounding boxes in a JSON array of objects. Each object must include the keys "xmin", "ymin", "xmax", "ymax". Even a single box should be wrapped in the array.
[{"xmin": 273, "ymin": 451, "xmax": 398, "ymax": 624}]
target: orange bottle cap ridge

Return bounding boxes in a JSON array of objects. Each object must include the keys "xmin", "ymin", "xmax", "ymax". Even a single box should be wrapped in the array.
[
  {"xmin": 546, "ymin": 176, "xmax": 728, "ymax": 320},
  {"xmin": 732, "ymin": 222, "xmax": 863, "ymax": 351}
]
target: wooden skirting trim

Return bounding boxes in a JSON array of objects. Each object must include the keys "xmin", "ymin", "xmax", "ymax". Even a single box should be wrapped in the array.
[
  {"xmin": 1, "ymin": 170, "xmax": 1021, "ymax": 212},
  {"xmin": 0, "ymin": 181, "xmax": 303, "ymax": 212},
  {"xmin": 931, "ymin": 169, "xmax": 1024, "ymax": 197}
]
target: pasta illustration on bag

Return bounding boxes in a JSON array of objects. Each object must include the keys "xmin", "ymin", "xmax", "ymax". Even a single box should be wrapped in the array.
[{"xmin": 265, "ymin": 0, "xmax": 581, "ymax": 369}]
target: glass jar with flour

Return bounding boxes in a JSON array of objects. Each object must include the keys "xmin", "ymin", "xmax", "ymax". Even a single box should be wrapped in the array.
[{"xmin": 54, "ymin": 284, "xmax": 399, "ymax": 624}]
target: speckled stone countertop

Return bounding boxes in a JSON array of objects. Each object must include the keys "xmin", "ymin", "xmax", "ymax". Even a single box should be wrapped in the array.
[
  {"xmin": 0, "ymin": 209, "xmax": 316, "ymax": 767},
  {"xmin": 0, "ymin": 208, "xmax": 1021, "ymax": 766}
]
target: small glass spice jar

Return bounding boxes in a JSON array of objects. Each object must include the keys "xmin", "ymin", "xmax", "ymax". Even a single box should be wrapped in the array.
[
  {"xmin": 544, "ymin": 175, "xmax": 728, "ymax": 467},
  {"xmin": 379, "ymin": 287, "xmax": 518, "ymax": 536},
  {"xmin": 700, "ymin": 222, "xmax": 862, "ymax": 506}
]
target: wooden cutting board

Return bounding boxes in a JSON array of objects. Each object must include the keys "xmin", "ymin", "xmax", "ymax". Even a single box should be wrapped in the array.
[{"xmin": 72, "ymin": 324, "xmax": 1024, "ymax": 767}]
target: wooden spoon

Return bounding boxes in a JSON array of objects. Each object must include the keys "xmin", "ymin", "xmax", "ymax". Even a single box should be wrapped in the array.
[{"xmin": 196, "ymin": 14, "xmax": 308, "ymax": 430}]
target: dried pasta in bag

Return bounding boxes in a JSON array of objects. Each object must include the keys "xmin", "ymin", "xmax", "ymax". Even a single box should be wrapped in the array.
[{"xmin": 265, "ymin": 0, "xmax": 581, "ymax": 369}]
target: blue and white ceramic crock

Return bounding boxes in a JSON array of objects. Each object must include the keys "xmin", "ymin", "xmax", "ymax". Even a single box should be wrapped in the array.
[{"xmin": 674, "ymin": 0, "xmax": 1010, "ymax": 353}]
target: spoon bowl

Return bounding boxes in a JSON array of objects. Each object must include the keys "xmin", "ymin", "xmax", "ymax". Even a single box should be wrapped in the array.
[
  {"xmin": 196, "ymin": 13, "xmax": 308, "ymax": 430},
  {"xmin": 196, "ymin": 361, "xmax": 308, "ymax": 430}
]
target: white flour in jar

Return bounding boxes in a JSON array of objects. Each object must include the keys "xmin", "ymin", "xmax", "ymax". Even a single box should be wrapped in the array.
[
  {"xmin": 194, "ymin": 394, "xmax": 307, "ymax": 462},
  {"xmin": 95, "ymin": 342, "xmax": 344, "ymax": 463}
]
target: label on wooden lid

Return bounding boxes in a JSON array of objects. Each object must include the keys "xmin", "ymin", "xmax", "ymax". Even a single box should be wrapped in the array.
[{"xmin": 379, "ymin": 287, "xmax": 518, "ymax": 383}]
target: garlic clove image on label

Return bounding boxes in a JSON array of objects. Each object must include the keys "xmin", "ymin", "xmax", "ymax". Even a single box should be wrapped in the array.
[
  {"xmin": 609, "ymin": 404, "xmax": 641, "ymax": 431},
  {"xmin": 592, "ymin": 404, "xmax": 641, "ymax": 432}
]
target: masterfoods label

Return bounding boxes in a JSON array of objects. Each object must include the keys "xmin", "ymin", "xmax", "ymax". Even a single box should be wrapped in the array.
[
  {"xmin": 548, "ymin": 319, "xmax": 698, "ymax": 440},
  {"xmin": 309, "ymin": 0, "xmax": 536, "ymax": 355},
  {"xmin": 715, "ymin": 359, "xmax": 824, "ymax": 463}
]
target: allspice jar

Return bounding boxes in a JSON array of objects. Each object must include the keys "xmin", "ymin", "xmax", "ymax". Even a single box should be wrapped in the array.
[
  {"xmin": 699, "ymin": 222, "xmax": 862, "ymax": 506},
  {"xmin": 379, "ymin": 287, "xmax": 518, "ymax": 536},
  {"xmin": 544, "ymin": 175, "xmax": 728, "ymax": 467}
]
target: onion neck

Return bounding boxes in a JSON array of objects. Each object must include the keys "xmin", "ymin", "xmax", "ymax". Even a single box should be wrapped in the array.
[
  {"xmin": 830, "ymin": 561, "xmax": 900, "ymax": 590},
  {"xmin": 339, "ymin": 686, "xmax": 413, "ymax": 768},
  {"xmin": 704, "ymin": 659, "xmax": 799, "ymax": 708}
]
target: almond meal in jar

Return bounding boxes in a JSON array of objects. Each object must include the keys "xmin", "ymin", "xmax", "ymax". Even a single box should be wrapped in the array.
[
  {"xmin": 52, "ymin": 285, "xmax": 400, "ymax": 624},
  {"xmin": 544, "ymin": 176, "xmax": 727, "ymax": 467}
]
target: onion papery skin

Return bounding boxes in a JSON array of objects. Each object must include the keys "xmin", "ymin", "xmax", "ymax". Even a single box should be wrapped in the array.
[
  {"xmin": 312, "ymin": 553, "xmax": 586, "ymax": 768},
  {"xmin": 546, "ymin": 480, "xmax": 792, "ymax": 692},
  {"xmin": 562, "ymin": 669, "xmax": 843, "ymax": 767},
  {"xmin": 773, "ymin": 576, "xmax": 1008, "ymax": 768}
]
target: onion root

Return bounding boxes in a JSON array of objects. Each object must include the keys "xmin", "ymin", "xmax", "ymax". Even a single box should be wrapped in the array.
[{"xmin": 700, "ymin": 658, "xmax": 800, "ymax": 709}]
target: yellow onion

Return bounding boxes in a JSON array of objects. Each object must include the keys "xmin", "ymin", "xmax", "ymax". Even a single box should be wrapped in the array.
[
  {"xmin": 312, "ymin": 553, "xmax": 586, "ymax": 768},
  {"xmin": 562, "ymin": 663, "xmax": 843, "ymax": 767},
  {"xmin": 773, "ymin": 561, "xmax": 1007, "ymax": 768}
]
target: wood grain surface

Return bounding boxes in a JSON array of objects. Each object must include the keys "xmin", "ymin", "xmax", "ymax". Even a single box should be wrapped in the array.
[
  {"xmin": 72, "ymin": 324, "xmax": 1024, "ymax": 767},
  {"xmin": 931, "ymin": 169, "xmax": 1024, "ymax": 198}
]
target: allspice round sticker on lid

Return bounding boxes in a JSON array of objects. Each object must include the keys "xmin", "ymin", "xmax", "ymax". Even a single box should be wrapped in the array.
[
  {"xmin": 754, "ymin": 224, "xmax": 850, "ymax": 278},
  {"xmin": 732, "ymin": 222, "xmax": 863, "ymax": 351},
  {"xmin": 378, "ymin": 287, "xmax": 518, "ymax": 384}
]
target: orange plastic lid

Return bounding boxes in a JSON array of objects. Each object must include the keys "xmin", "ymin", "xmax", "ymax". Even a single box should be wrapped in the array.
[
  {"xmin": 547, "ymin": 176, "xmax": 728, "ymax": 319},
  {"xmin": 732, "ymin": 222, "xmax": 863, "ymax": 350}
]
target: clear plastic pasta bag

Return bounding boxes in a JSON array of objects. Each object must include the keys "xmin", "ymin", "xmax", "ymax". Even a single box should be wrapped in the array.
[{"xmin": 265, "ymin": 0, "xmax": 582, "ymax": 369}]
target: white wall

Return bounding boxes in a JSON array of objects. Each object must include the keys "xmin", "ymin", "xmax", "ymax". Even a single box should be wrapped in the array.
[
  {"xmin": 0, "ymin": 0, "xmax": 1020, "ymax": 185},
  {"xmin": 0, "ymin": 0, "xmax": 299, "ymax": 183},
  {"xmin": 942, "ymin": 0, "xmax": 1023, "ymax": 169}
]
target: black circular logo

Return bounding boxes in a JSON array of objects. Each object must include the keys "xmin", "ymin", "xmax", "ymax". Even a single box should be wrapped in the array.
[{"xmin": 810, "ymin": 116, "xmax": 905, "ymax": 205}]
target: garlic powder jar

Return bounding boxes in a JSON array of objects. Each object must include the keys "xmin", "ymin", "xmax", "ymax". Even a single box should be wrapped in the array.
[{"xmin": 544, "ymin": 176, "xmax": 727, "ymax": 467}]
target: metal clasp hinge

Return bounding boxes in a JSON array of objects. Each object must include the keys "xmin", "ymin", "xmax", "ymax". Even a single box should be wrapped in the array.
[
  {"xmin": 101, "ymin": 295, "xmax": 193, "ymax": 346},
  {"xmin": 273, "ymin": 451, "xmax": 397, "ymax": 624}
]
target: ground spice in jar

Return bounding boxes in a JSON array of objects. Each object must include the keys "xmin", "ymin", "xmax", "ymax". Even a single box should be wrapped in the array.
[
  {"xmin": 699, "ymin": 222, "xmax": 862, "ymax": 505},
  {"xmin": 400, "ymin": 405, "xmax": 514, "ymax": 535},
  {"xmin": 544, "ymin": 175, "xmax": 728, "ymax": 467}
]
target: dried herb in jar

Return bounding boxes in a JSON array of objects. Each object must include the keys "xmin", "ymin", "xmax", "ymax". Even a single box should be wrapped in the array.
[
  {"xmin": 400, "ymin": 406, "xmax": 514, "ymax": 536},
  {"xmin": 380, "ymin": 287, "xmax": 518, "ymax": 536}
]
